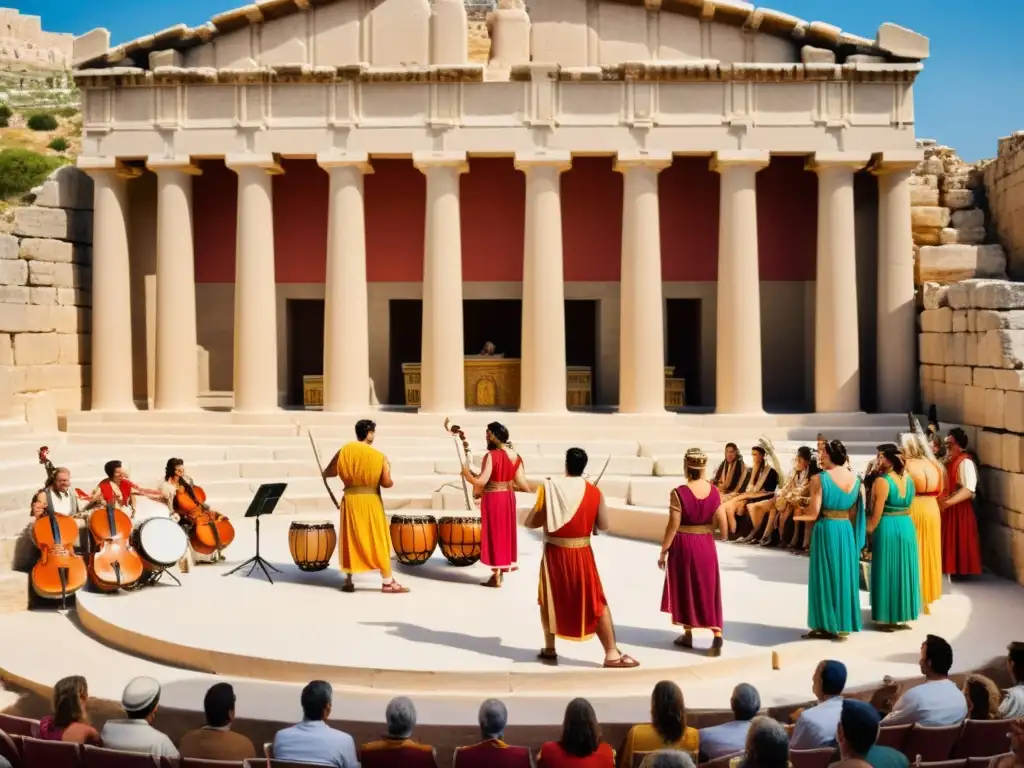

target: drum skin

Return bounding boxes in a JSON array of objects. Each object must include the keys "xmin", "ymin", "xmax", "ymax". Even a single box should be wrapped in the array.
[
  {"xmin": 438, "ymin": 516, "xmax": 482, "ymax": 567},
  {"xmin": 289, "ymin": 521, "xmax": 338, "ymax": 572},
  {"xmin": 131, "ymin": 518, "xmax": 188, "ymax": 572},
  {"xmin": 389, "ymin": 515, "xmax": 438, "ymax": 566}
]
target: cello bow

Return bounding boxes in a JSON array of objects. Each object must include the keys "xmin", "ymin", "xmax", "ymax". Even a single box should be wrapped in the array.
[{"xmin": 308, "ymin": 431, "xmax": 341, "ymax": 509}]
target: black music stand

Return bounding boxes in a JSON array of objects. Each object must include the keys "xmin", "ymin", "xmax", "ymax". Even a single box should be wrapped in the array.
[{"xmin": 224, "ymin": 483, "xmax": 287, "ymax": 584}]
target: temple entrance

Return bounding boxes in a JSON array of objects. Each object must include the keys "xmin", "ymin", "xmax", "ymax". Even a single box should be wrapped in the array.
[
  {"xmin": 388, "ymin": 299, "xmax": 423, "ymax": 406},
  {"xmin": 666, "ymin": 299, "xmax": 702, "ymax": 406},
  {"xmin": 287, "ymin": 299, "xmax": 326, "ymax": 407}
]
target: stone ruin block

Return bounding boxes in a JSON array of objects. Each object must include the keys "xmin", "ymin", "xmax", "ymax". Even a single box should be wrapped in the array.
[
  {"xmin": 921, "ymin": 282, "xmax": 949, "ymax": 310},
  {"xmin": 1003, "ymin": 433, "xmax": 1023, "ymax": 474},
  {"xmin": 910, "ymin": 186, "xmax": 940, "ymax": 207},
  {"xmin": 966, "ymin": 332, "xmax": 980, "ymax": 367},
  {"xmin": 29, "ymin": 165, "xmax": 94, "ymax": 211},
  {"xmin": 972, "ymin": 281, "xmax": 1024, "ymax": 310},
  {"xmin": 13, "ymin": 332, "xmax": 59, "ymax": 366},
  {"xmin": 0, "ymin": 235, "xmax": 17, "ymax": 261},
  {"xmin": 984, "ymin": 388, "xmax": 1006, "ymax": 429},
  {"xmin": 0, "ymin": 334, "xmax": 11, "ymax": 366},
  {"xmin": 911, "ymin": 206, "xmax": 951, "ymax": 230},
  {"xmin": 19, "ymin": 239, "xmax": 90, "ymax": 264},
  {"xmin": 952, "ymin": 208, "xmax": 985, "ymax": 229},
  {"xmin": 0, "ymin": 260, "xmax": 27, "ymax": 286},
  {"xmin": 942, "ymin": 189, "xmax": 975, "ymax": 210},
  {"xmin": 918, "ymin": 332, "xmax": 945, "ymax": 365},
  {"xmin": 963, "ymin": 385, "xmax": 987, "ymax": 427},
  {"xmin": 979, "ymin": 329, "xmax": 1024, "ymax": 369},
  {"xmin": 945, "ymin": 366, "xmax": 972, "ymax": 386},
  {"xmin": 940, "ymin": 227, "xmax": 986, "ymax": 246},
  {"xmin": 919, "ymin": 307, "xmax": 952, "ymax": 333},
  {"xmin": 946, "ymin": 333, "xmax": 967, "ymax": 366},
  {"xmin": 976, "ymin": 310, "xmax": 1024, "ymax": 332},
  {"xmin": 917, "ymin": 245, "xmax": 1007, "ymax": 285},
  {"xmin": 952, "ymin": 309, "xmax": 969, "ymax": 333},
  {"xmin": 1007, "ymin": 390, "xmax": 1024, "ymax": 434},
  {"xmin": 978, "ymin": 428, "xmax": 1003, "ymax": 467},
  {"xmin": 13, "ymin": 207, "xmax": 92, "ymax": 243},
  {"xmin": 974, "ymin": 367, "xmax": 998, "ymax": 389}
]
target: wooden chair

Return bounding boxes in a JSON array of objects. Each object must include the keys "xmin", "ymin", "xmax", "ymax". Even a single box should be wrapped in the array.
[
  {"xmin": 878, "ymin": 724, "xmax": 914, "ymax": 750},
  {"xmin": 903, "ymin": 724, "xmax": 964, "ymax": 763},
  {"xmin": 789, "ymin": 747, "xmax": 837, "ymax": 768},
  {"xmin": 0, "ymin": 729, "xmax": 21, "ymax": 768},
  {"xmin": 18, "ymin": 737, "xmax": 81, "ymax": 768},
  {"xmin": 0, "ymin": 716, "xmax": 37, "ymax": 738},
  {"xmin": 952, "ymin": 720, "xmax": 1013, "ymax": 759},
  {"xmin": 81, "ymin": 745, "xmax": 159, "ymax": 767}
]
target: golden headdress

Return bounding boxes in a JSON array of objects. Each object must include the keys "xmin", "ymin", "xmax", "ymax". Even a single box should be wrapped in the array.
[
  {"xmin": 756, "ymin": 436, "xmax": 786, "ymax": 485},
  {"xmin": 900, "ymin": 412, "xmax": 936, "ymax": 462},
  {"xmin": 684, "ymin": 448, "xmax": 708, "ymax": 468}
]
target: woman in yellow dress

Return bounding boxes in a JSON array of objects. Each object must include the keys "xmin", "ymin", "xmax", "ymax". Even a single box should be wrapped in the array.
[
  {"xmin": 618, "ymin": 681, "xmax": 699, "ymax": 767},
  {"xmin": 900, "ymin": 429, "xmax": 944, "ymax": 614}
]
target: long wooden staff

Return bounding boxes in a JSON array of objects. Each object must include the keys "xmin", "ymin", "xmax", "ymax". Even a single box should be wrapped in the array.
[
  {"xmin": 443, "ymin": 418, "xmax": 473, "ymax": 511},
  {"xmin": 308, "ymin": 430, "xmax": 340, "ymax": 509},
  {"xmin": 591, "ymin": 454, "xmax": 611, "ymax": 536}
]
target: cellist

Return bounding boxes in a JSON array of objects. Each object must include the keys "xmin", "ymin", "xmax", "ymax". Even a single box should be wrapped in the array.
[
  {"xmin": 160, "ymin": 458, "xmax": 229, "ymax": 566},
  {"xmin": 90, "ymin": 460, "xmax": 143, "ymax": 518}
]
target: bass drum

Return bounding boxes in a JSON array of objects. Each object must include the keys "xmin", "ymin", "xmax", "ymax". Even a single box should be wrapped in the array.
[
  {"xmin": 131, "ymin": 517, "xmax": 188, "ymax": 579},
  {"xmin": 389, "ymin": 515, "xmax": 438, "ymax": 566},
  {"xmin": 133, "ymin": 495, "xmax": 173, "ymax": 524},
  {"xmin": 438, "ymin": 516, "xmax": 482, "ymax": 567}
]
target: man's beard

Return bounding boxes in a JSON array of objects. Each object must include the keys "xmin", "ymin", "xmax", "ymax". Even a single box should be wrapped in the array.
[{"xmin": 486, "ymin": 439, "xmax": 500, "ymax": 451}]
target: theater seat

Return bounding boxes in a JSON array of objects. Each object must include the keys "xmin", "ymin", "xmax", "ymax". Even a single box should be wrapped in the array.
[
  {"xmin": 361, "ymin": 745, "xmax": 439, "ymax": 768},
  {"xmin": 789, "ymin": 747, "xmax": 837, "ymax": 768},
  {"xmin": 952, "ymin": 720, "xmax": 1013, "ymax": 759},
  {"xmin": 878, "ymin": 724, "xmax": 914, "ymax": 750},
  {"xmin": 0, "ymin": 716, "xmax": 37, "ymax": 738},
  {"xmin": 180, "ymin": 759, "xmax": 246, "ymax": 768},
  {"xmin": 453, "ymin": 741, "xmax": 532, "ymax": 768},
  {"xmin": 19, "ymin": 736, "xmax": 81, "ymax": 768},
  {"xmin": 903, "ymin": 724, "xmax": 964, "ymax": 763},
  {"xmin": 81, "ymin": 744, "xmax": 159, "ymax": 767},
  {"xmin": 0, "ymin": 729, "xmax": 21, "ymax": 768}
]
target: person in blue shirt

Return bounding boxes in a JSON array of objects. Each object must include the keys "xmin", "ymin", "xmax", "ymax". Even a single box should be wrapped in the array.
[{"xmin": 272, "ymin": 680, "xmax": 360, "ymax": 768}]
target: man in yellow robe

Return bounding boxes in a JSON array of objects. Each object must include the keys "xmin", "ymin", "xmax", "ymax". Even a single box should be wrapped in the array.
[{"xmin": 323, "ymin": 419, "xmax": 409, "ymax": 594}]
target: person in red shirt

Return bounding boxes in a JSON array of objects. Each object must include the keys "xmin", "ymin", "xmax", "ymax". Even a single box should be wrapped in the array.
[{"xmin": 538, "ymin": 698, "xmax": 615, "ymax": 767}]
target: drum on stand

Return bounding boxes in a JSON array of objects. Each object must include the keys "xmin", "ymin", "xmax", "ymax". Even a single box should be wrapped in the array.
[
  {"xmin": 438, "ymin": 516, "xmax": 482, "ymax": 567},
  {"xmin": 130, "ymin": 517, "xmax": 188, "ymax": 587},
  {"xmin": 288, "ymin": 521, "xmax": 338, "ymax": 572},
  {"xmin": 389, "ymin": 515, "xmax": 438, "ymax": 566}
]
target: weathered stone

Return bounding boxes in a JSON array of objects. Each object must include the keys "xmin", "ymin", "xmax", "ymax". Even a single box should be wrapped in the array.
[
  {"xmin": 994, "ymin": 370, "xmax": 1024, "ymax": 391},
  {"xmin": 28, "ymin": 287, "xmax": 57, "ymax": 305},
  {"xmin": 0, "ymin": 235, "xmax": 17, "ymax": 260},
  {"xmin": 73, "ymin": 27, "xmax": 110, "ymax": 67},
  {"xmin": 918, "ymin": 333, "xmax": 945, "ymax": 365},
  {"xmin": 952, "ymin": 208, "xmax": 985, "ymax": 229},
  {"xmin": 921, "ymin": 282, "xmax": 949, "ymax": 310},
  {"xmin": 978, "ymin": 429, "xmax": 1002, "ymax": 466},
  {"xmin": 876, "ymin": 21, "xmax": 929, "ymax": 59},
  {"xmin": 0, "ymin": 286, "xmax": 29, "ymax": 304},
  {"xmin": 13, "ymin": 208, "xmax": 92, "ymax": 243},
  {"xmin": 984, "ymin": 388, "xmax": 1006, "ymax": 429},
  {"xmin": 919, "ymin": 157, "xmax": 944, "ymax": 176},
  {"xmin": 801, "ymin": 46, "xmax": 835, "ymax": 64},
  {"xmin": 952, "ymin": 309, "xmax": 969, "ymax": 333},
  {"xmin": 27, "ymin": 262, "xmax": 89, "ymax": 289},
  {"xmin": 919, "ymin": 307, "xmax": 953, "ymax": 332},
  {"xmin": 0, "ymin": 334, "xmax": 11, "ymax": 366},
  {"xmin": 912, "ymin": 207, "xmax": 951, "ymax": 230},
  {"xmin": 972, "ymin": 280, "xmax": 1024, "ymax": 310},
  {"xmin": 974, "ymin": 367, "xmax": 998, "ymax": 389},
  {"xmin": 12, "ymin": 364, "xmax": 87, "ymax": 393},
  {"xmin": 53, "ymin": 306, "xmax": 88, "ymax": 334},
  {"xmin": 976, "ymin": 310, "xmax": 1024, "ymax": 332},
  {"xmin": 945, "ymin": 365, "xmax": 972, "ymax": 386},
  {"xmin": 29, "ymin": 165, "xmax": 94, "ymax": 211},
  {"xmin": 58, "ymin": 334, "xmax": 88, "ymax": 364},
  {"xmin": 13, "ymin": 332, "xmax": 59, "ymax": 366},
  {"xmin": 946, "ymin": 280, "xmax": 980, "ymax": 309},
  {"xmin": 846, "ymin": 54, "xmax": 886, "ymax": 64},
  {"xmin": 910, "ymin": 186, "xmax": 940, "ymax": 207},
  {"xmin": 0, "ymin": 304, "xmax": 61, "ymax": 334},
  {"xmin": 1006, "ymin": 391, "xmax": 1024, "ymax": 433},
  {"xmin": 914, "ymin": 230, "xmax": 943, "ymax": 247},
  {"xmin": 917, "ymin": 245, "xmax": 1007, "ymax": 284},
  {"xmin": 910, "ymin": 174, "xmax": 938, "ymax": 188},
  {"xmin": 940, "ymin": 226, "xmax": 986, "ymax": 245},
  {"xmin": 963, "ymin": 385, "xmax": 987, "ymax": 427},
  {"xmin": 942, "ymin": 189, "xmax": 975, "ymax": 210},
  {"xmin": 941, "ymin": 171, "xmax": 972, "ymax": 191},
  {"xmin": 947, "ymin": 333, "xmax": 966, "ymax": 365},
  {"xmin": 1003, "ymin": 433, "xmax": 1023, "ymax": 474},
  {"xmin": 966, "ymin": 332, "xmax": 980, "ymax": 366},
  {"xmin": 0, "ymin": 260, "xmax": 27, "ymax": 286},
  {"xmin": 20, "ymin": 238, "xmax": 89, "ymax": 264},
  {"xmin": 979, "ymin": 329, "xmax": 1024, "ymax": 369},
  {"xmin": 57, "ymin": 288, "xmax": 89, "ymax": 307}
]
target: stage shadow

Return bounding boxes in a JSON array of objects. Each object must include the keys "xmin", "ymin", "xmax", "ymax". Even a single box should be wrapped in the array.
[
  {"xmin": 719, "ymin": 547, "xmax": 811, "ymax": 586},
  {"xmin": 359, "ymin": 621, "xmax": 595, "ymax": 668},
  {"xmin": 231, "ymin": 561, "xmax": 344, "ymax": 589},
  {"xmin": 616, "ymin": 621, "xmax": 806, "ymax": 651},
  {"xmin": 393, "ymin": 559, "xmax": 488, "ymax": 586}
]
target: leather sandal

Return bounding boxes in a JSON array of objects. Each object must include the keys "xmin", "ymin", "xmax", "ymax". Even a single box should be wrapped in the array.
[
  {"xmin": 673, "ymin": 631, "xmax": 693, "ymax": 648},
  {"xmin": 341, "ymin": 580, "xmax": 355, "ymax": 593},
  {"xmin": 381, "ymin": 581, "xmax": 410, "ymax": 593},
  {"xmin": 538, "ymin": 648, "xmax": 558, "ymax": 665},
  {"xmin": 603, "ymin": 652, "xmax": 640, "ymax": 669}
]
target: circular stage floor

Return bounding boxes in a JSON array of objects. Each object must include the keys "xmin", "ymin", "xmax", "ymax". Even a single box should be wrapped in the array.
[{"xmin": 71, "ymin": 513, "xmax": 1018, "ymax": 700}]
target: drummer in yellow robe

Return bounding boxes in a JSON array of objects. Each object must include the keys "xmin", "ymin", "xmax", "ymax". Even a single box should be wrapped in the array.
[{"xmin": 323, "ymin": 419, "xmax": 409, "ymax": 594}]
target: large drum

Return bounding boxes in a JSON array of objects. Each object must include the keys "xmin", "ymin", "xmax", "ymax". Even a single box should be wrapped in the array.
[
  {"xmin": 130, "ymin": 517, "xmax": 189, "ymax": 586},
  {"xmin": 288, "ymin": 521, "xmax": 338, "ymax": 572},
  {"xmin": 438, "ymin": 516, "xmax": 482, "ymax": 567},
  {"xmin": 389, "ymin": 515, "xmax": 438, "ymax": 566}
]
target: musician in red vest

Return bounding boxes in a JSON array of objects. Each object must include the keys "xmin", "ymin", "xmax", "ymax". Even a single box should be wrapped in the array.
[
  {"xmin": 91, "ymin": 460, "xmax": 139, "ymax": 518},
  {"xmin": 940, "ymin": 428, "xmax": 982, "ymax": 577}
]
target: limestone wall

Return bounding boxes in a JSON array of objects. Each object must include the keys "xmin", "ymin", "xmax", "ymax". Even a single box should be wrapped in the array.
[
  {"xmin": 983, "ymin": 133, "xmax": 1024, "ymax": 281},
  {"xmin": 0, "ymin": 166, "xmax": 92, "ymax": 429},
  {"xmin": 0, "ymin": 8, "xmax": 73, "ymax": 70}
]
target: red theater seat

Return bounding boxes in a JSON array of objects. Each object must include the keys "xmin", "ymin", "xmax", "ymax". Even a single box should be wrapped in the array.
[
  {"xmin": 0, "ymin": 729, "xmax": 21, "ymax": 768},
  {"xmin": 878, "ymin": 724, "xmax": 914, "ymax": 750},
  {"xmin": 789, "ymin": 747, "xmax": 837, "ymax": 768},
  {"xmin": 453, "ymin": 741, "xmax": 533, "ymax": 768},
  {"xmin": 180, "ymin": 759, "xmax": 245, "ymax": 768},
  {"xmin": 19, "ymin": 736, "xmax": 81, "ymax": 768},
  {"xmin": 903, "ymin": 724, "xmax": 964, "ymax": 763},
  {"xmin": 952, "ymin": 720, "xmax": 1014, "ymax": 759},
  {"xmin": 82, "ymin": 745, "xmax": 161, "ymax": 767},
  {"xmin": 0, "ymin": 716, "xmax": 37, "ymax": 738},
  {"xmin": 360, "ymin": 745, "xmax": 439, "ymax": 768}
]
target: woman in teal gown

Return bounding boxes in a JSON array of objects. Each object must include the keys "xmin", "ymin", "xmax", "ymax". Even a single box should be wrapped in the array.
[
  {"xmin": 868, "ymin": 443, "xmax": 922, "ymax": 630},
  {"xmin": 795, "ymin": 439, "xmax": 864, "ymax": 640}
]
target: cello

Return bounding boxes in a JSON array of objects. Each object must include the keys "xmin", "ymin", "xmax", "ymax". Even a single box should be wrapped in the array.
[
  {"xmin": 85, "ymin": 465, "xmax": 143, "ymax": 591},
  {"xmin": 31, "ymin": 448, "xmax": 88, "ymax": 606},
  {"xmin": 175, "ymin": 479, "xmax": 235, "ymax": 557}
]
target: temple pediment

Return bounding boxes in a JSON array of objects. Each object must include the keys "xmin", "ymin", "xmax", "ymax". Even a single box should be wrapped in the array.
[{"xmin": 72, "ymin": 0, "xmax": 928, "ymax": 77}]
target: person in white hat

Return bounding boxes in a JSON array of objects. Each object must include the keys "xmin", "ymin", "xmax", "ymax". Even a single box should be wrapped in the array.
[{"xmin": 99, "ymin": 676, "xmax": 179, "ymax": 758}]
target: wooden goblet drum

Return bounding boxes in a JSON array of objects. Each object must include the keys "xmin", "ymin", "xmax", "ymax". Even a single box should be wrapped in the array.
[
  {"xmin": 389, "ymin": 514, "xmax": 438, "ymax": 566},
  {"xmin": 288, "ymin": 521, "xmax": 338, "ymax": 572},
  {"xmin": 438, "ymin": 516, "xmax": 482, "ymax": 567}
]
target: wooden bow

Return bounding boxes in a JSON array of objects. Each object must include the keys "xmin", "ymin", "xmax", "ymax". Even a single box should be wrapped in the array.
[
  {"xmin": 308, "ymin": 431, "xmax": 340, "ymax": 509},
  {"xmin": 591, "ymin": 455, "xmax": 611, "ymax": 536},
  {"xmin": 444, "ymin": 418, "xmax": 473, "ymax": 511}
]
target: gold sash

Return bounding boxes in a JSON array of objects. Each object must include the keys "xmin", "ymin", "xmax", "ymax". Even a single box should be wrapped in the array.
[
  {"xmin": 678, "ymin": 524, "xmax": 714, "ymax": 535},
  {"xmin": 544, "ymin": 536, "xmax": 591, "ymax": 548},
  {"xmin": 344, "ymin": 486, "xmax": 377, "ymax": 495},
  {"xmin": 484, "ymin": 481, "xmax": 513, "ymax": 493},
  {"xmin": 822, "ymin": 509, "xmax": 850, "ymax": 520}
]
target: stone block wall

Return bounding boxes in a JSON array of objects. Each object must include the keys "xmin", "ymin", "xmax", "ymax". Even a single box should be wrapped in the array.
[
  {"xmin": 983, "ymin": 133, "xmax": 1024, "ymax": 280},
  {"xmin": 0, "ymin": 166, "xmax": 93, "ymax": 428}
]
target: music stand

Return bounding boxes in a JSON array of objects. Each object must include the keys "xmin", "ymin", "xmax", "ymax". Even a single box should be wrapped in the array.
[{"xmin": 224, "ymin": 483, "xmax": 287, "ymax": 584}]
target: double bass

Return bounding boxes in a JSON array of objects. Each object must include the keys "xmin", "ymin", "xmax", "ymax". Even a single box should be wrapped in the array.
[
  {"xmin": 85, "ymin": 465, "xmax": 143, "ymax": 591},
  {"xmin": 31, "ymin": 447, "xmax": 88, "ymax": 605},
  {"xmin": 175, "ymin": 479, "xmax": 235, "ymax": 557}
]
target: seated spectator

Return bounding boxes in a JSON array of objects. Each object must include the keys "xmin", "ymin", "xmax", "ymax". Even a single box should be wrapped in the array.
[
  {"xmin": 361, "ymin": 697, "xmax": 437, "ymax": 767},
  {"xmin": 730, "ymin": 717, "xmax": 789, "ymax": 768},
  {"xmin": 790, "ymin": 660, "xmax": 846, "ymax": 749},
  {"xmin": 179, "ymin": 682, "xmax": 257, "ymax": 761},
  {"xmin": 881, "ymin": 635, "xmax": 968, "ymax": 726},
  {"xmin": 0, "ymin": 756, "xmax": 10, "ymax": 768},
  {"xmin": 539, "ymin": 698, "xmax": 615, "ymax": 766},
  {"xmin": 99, "ymin": 676, "xmax": 179, "ymax": 758},
  {"xmin": 700, "ymin": 684, "xmax": 761, "ymax": 761},
  {"xmin": 991, "ymin": 718, "xmax": 1023, "ymax": 768},
  {"xmin": 963, "ymin": 674, "xmax": 1003, "ymax": 721},
  {"xmin": 999, "ymin": 642, "xmax": 1024, "ymax": 719},
  {"xmin": 640, "ymin": 751, "xmax": 695, "ymax": 768},
  {"xmin": 38, "ymin": 675, "xmax": 101, "ymax": 745},
  {"xmin": 273, "ymin": 680, "xmax": 359, "ymax": 768},
  {"xmin": 837, "ymin": 700, "xmax": 906, "ymax": 768},
  {"xmin": 454, "ymin": 699, "xmax": 533, "ymax": 768},
  {"xmin": 620, "ymin": 681, "xmax": 698, "ymax": 767}
]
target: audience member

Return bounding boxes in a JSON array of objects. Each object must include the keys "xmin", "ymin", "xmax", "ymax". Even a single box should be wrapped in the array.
[
  {"xmin": 963, "ymin": 675, "xmax": 1003, "ymax": 721},
  {"xmin": 178, "ymin": 682, "xmax": 257, "ymax": 761},
  {"xmin": 836, "ymin": 700, "xmax": 906, "ymax": 768},
  {"xmin": 0, "ymin": 757, "xmax": 10, "ymax": 768},
  {"xmin": 881, "ymin": 635, "xmax": 968, "ymax": 726},
  {"xmin": 454, "ymin": 699, "xmax": 534, "ymax": 768},
  {"xmin": 272, "ymin": 680, "xmax": 359, "ymax": 768},
  {"xmin": 991, "ymin": 719, "xmax": 1024, "ymax": 768},
  {"xmin": 731, "ymin": 717, "xmax": 789, "ymax": 768},
  {"xmin": 38, "ymin": 675, "xmax": 101, "ymax": 745},
  {"xmin": 791, "ymin": 660, "xmax": 847, "ymax": 749},
  {"xmin": 99, "ymin": 676, "xmax": 179, "ymax": 758},
  {"xmin": 539, "ymin": 698, "xmax": 615, "ymax": 766},
  {"xmin": 620, "ymin": 681, "xmax": 699, "ymax": 767},
  {"xmin": 700, "ymin": 684, "xmax": 761, "ymax": 761},
  {"xmin": 639, "ymin": 750, "xmax": 696, "ymax": 768},
  {"xmin": 361, "ymin": 697, "xmax": 438, "ymax": 766},
  {"xmin": 1000, "ymin": 643, "xmax": 1024, "ymax": 719}
]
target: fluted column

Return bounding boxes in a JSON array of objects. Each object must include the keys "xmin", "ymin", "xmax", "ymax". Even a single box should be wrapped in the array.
[
  {"xmin": 808, "ymin": 153, "xmax": 869, "ymax": 413},
  {"xmin": 318, "ymin": 152, "xmax": 372, "ymax": 412},
  {"xmin": 414, "ymin": 151, "xmax": 468, "ymax": 414},
  {"xmin": 79, "ymin": 157, "xmax": 140, "ymax": 412},
  {"xmin": 516, "ymin": 151, "xmax": 571, "ymax": 414},
  {"xmin": 226, "ymin": 154, "xmax": 283, "ymax": 412},
  {"xmin": 711, "ymin": 151, "xmax": 770, "ymax": 414},
  {"xmin": 873, "ymin": 152, "xmax": 922, "ymax": 413},
  {"xmin": 616, "ymin": 151, "xmax": 672, "ymax": 414},
  {"xmin": 147, "ymin": 156, "xmax": 201, "ymax": 411}
]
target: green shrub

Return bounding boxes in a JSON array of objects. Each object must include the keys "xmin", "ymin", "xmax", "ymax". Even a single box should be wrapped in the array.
[
  {"xmin": 47, "ymin": 137, "xmax": 69, "ymax": 152},
  {"xmin": 26, "ymin": 113, "xmax": 58, "ymax": 131},
  {"xmin": 0, "ymin": 149, "xmax": 62, "ymax": 199},
  {"xmin": 0, "ymin": 103, "xmax": 11, "ymax": 128},
  {"xmin": 53, "ymin": 106, "xmax": 79, "ymax": 118}
]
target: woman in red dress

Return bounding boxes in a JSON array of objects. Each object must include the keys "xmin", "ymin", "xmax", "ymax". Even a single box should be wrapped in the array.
[
  {"xmin": 941, "ymin": 428, "xmax": 982, "ymax": 576},
  {"xmin": 462, "ymin": 422, "xmax": 530, "ymax": 588},
  {"xmin": 538, "ymin": 698, "xmax": 615, "ymax": 767}
]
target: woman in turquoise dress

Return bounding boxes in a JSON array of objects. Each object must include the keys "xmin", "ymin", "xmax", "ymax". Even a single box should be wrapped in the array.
[
  {"xmin": 868, "ymin": 444, "xmax": 922, "ymax": 631},
  {"xmin": 794, "ymin": 439, "xmax": 864, "ymax": 640}
]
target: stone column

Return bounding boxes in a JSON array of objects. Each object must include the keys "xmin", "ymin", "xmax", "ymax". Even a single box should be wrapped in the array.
[
  {"xmin": 318, "ymin": 152, "xmax": 373, "ymax": 413},
  {"xmin": 808, "ymin": 153, "xmax": 870, "ymax": 413},
  {"xmin": 79, "ymin": 157, "xmax": 140, "ymax": 412},
  {"xmin": 414, "ymin": 152, "xmax": 468, "ymax": 414},
  {"xmin": 616, "ymin": 151, "xmax": 672, "ymax": 414},
  {"xmin": 873, "ymin": 152, "xmax": 922, "ymax": 413},
  {"xmin": 516, "ymin": 151, "xmax": 571, "ymax": 414},
  {"xmin": 226, "ymin": 154, "xmax": 283, "ymax": 413},
  {"xmin": 147, "ymin": 156, "xmax": 201, "ymax": 411},
  {"xmin": 711, "ymin": 151, "xmax": 770, "ymax": 414}
]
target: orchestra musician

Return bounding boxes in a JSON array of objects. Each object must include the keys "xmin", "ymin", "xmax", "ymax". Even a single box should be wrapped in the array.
[
  {"xmin": 161, "ymin": 458, "xmax": 228, "ymax": 566},
  {"xmin": 21, "ymin": 465, "xmax": 89, "ymax": 607},
  {"xmin": 90, "ymin": 460, "xmax": 161, "ymax": 518}
]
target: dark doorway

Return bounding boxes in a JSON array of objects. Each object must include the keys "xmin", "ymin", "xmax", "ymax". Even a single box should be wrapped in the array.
[
  {"xmin": 463, "ymin": 300, "xmax": 522, "ymax": 356},
  {"xmin": 287, "ymin": 299, "xmax": 325, "ymax": 407},
  {"xmin": 388, "ymin": 300, "xmax": 423, "ymax": 406},
  {"xmin": 566, "ymin": 299, "xmax": 599, "ymax": 403},
  {"xmin": 666, "ymin": 299, "xmax": 702, "ymax": 406}
]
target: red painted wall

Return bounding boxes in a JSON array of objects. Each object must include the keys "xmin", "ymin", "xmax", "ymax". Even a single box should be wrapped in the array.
[{"xmin": 192, "ymin": 156, "xmax": 817, "ymax": 284}]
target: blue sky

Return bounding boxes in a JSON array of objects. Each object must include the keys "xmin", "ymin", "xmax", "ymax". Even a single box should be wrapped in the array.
[{"xmin": 16, "ymin": 0, "xmax": 1023, "ymax": 161}]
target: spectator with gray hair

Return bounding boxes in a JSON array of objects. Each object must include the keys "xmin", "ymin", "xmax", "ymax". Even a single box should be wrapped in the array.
[
  {"xmin": 453, "ymin": 699, "xmax": 534, "ymax": 768},
  {"xmin": 699, "ymin": 683, "xmax": 761, "ymax": 761},
  {"xmin": 360, "ymin": 697, "xmax": 438, "ymax": 767},
  {"xmin": 735, "ymin": 717, "xmax": 789, "ymax": 768},
  {"xmin": 272, "ymin": 680, "xmax": 359, "ymax": 768},
  {"xmin": 640, "ymin": 751, "xmax": 697, "ymax": 768}
]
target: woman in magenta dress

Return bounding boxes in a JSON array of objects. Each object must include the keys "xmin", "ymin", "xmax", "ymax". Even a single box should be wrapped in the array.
[
  {"xmin": 462, "ymin": 422, "xmax": 530, "ymax": 588},
  {"xmin": 658, "ymin": 448, "xmax": 727, "ymax": 656}
]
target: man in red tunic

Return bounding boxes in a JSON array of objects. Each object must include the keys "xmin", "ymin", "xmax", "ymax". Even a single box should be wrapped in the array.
[
  {"xmin": 92, "ymin": 460, "xmax": 137, "ymax": 518},
  {"xmin": 524, "ymin": 447, "xmax": 639, "ymax": 669},
  {"xmin": 941, "ymin": 428, "xmax": 982, "ymax": 576}
]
